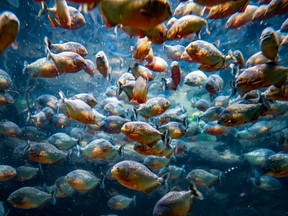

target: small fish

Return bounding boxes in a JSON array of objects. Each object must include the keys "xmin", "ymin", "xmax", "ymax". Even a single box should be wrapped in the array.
[
  {"xmin": 174, "ymin": 1, "xmax": 206, "ymax": 17},
  {"xmin": 0, "ymin": 120, "xmax": 21, "ymax": 137},
  {"xmin": 164, "ymin": 44, "xmax": 185, "ymax": 60},
  {"xmin": 96, "ymin": 51, "xmax": 110, "ymax": 80},
  {"xmin": 45, "ymin": 37, "xmax": 88, "ymax": 57},
  {"xmin": 23, "ymin": 58, "xmax": 60, "ymax": 78},
  {"xmin": 111, "ymin": 160, "xmax": 169, "ymax": 193},
  {"xmin": 207, "ymin": 0, "xmax": 250, "ymax": 19},
  {"xmin": 69, "ymin": 93, "xmax": 97, "ymax": 108},
  {"xmin": 153, "ymin": 184, "xmax": 203, "ymax": 216},
  {"xmin": 167, "ymin": 15, "xmax": 207, "ymax": 40},
  {"xmin": 199, "ymin": 106, "xmax": 225, "ymax": 122},
  {"xmin": 46, "ymin": 46, "xmax": 87, "ymax": 74},
  {"xmin": 121, "ymin": 121, "xmax": 164, "ymax": 147},
  {"xmin": 65, "ymin": 169, "xmax": 101, "ymax": 191},
  {"xmin": 145, "ymin": 56, "xmax": 169, "ymax": 73},
  {"xmin": 144, "ymin": 156, "xmax": 170, "ymax": 170},
  {"xmin": 144, "ymin": 23, "xmax": 167, "ymax": 44},
  {"xmin": 107, "ymin": 195, "xmax": 136, "ymax": 210},
  {"xmin": 184, "ymin": 70, "xmax": 207, "ymax": 87},
  {"xmin": 186, "ymin": 169, "xmax": 220, "ymax": 187},
  {"xmin": 59, "ymin": 91, "xmax": 99, "ymax": 125},
  {"xmin": 15, "ymin": 166, "xmax": 39, "ymax": 182},
  {"xmin": 79, "ymin": 138, "xmax": 121, "ymax": 160},
  {"xmin": 250, "ymin": 169, "xmax": 282, "ymax": 191},
  {"xmin": 136, "ymin": 97, "xmax": 171, "ymax": 119},
  {"xmin": 262, "ymin": 153, "xmax": 288, "ymax": 177},
  {"xmin": 27, "ymin": 141, "xmax": 68, "ymax": 164},
  {"xmin": 99, "ymin": 115, "xmax": 129, "ymax": 134},
  {"xmin": 205, "ymin": 74, "xmax": 223, "ymax": 97},
  {"xmin": 0, "ymin": 69, "xmax": 13, "ymax": 90},
  {"xmin": 98, "ymin": 0, "xmax": 172, "ymax": 31},
  {"xmin": 0, "ymin": 91, "xmax": 14, "ymax": 106},
  {"xmin": 244, "ymin": 148, "xmax": 275, "ymax": 166},
  {"xmin": 48, "ymin": 132, "xmax": 78, "ymax": 150},
  {"xmin": 0, "ymin": 165, "xmax": 16, "ymax": 182},
  {"xmin": 0, "ymin": 11, "xmax": 20, "ymax": 53},
  {"xmin": 132, "ymin": 76, "xmax": 148, "ymax": 104},
  {"xmin": 129, "ymin": 63, "xmax": 154, "ymax": 82},
  {"xmin": 260, "ymin": 27, "xmax": 280, "ymax": 61},
  {"xmin": 203, "ymin": 121, "xmax": 230, "ymax": 136},
  {"xmin": 7, "ymin": 187, "xmax": 52, "ymax": 209},
  {"xmin": 55, "ymin": 0, "xmax": 71, "ymax": 28},
  {"xmin": 132, "ymin": 37, "xmax": 152, "ymax": 62}
]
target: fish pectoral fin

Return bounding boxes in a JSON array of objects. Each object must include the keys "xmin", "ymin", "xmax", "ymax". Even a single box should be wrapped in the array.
[{"xmin": 11, "ymin": 41, "xmax": 18, "ymax": 50}]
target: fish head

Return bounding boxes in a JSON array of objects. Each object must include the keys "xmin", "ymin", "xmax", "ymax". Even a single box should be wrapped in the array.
[
  {"xmin": 260, "ymin": 27, "xmax": 275, "ymax": 42},
  {"xmin": 153, "ymin": 205, "xmax": 170, "ymax": 216},
  {"xmin": 111, "ymin": 163, "xmax": 129, "ymax": 180}
]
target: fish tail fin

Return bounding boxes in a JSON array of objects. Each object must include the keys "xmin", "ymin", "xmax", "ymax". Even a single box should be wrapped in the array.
[
  {"xmin": 58, "ymin": 91, "xmax": 66, "ymax": 101},
  {"xmin": 161, "ymin": 78, "xmax": 168, "ymax": 91},
  {"xmin": 21, "ymin": 140, "xmax": 31, "ymax": 156},
  {"xmin": 38, "ymin": 0, "xmax": 48, "ymax": 17},
  {"xmin": 258, "ymin": 95, "xmax": 270, "ymax": 113},
  {"xmin": 190, "ymin": 182, "xmax": 204, "ymax": 200},
  {"xmin": 100, "ymin": 167, "xmax": 106, "ymax": 189},
  {"xmin": 117, "ymin": 144, "xmax": 124, "ymax": 158},
  {"xmin": 132, "ymin": 195, "xmax": 137, "ymax": 207},
  {"xmin": 44, "ymin": 36, "xmax": 52, "ymax": 53},
  {"xmin": 23, "ymin": 61, "xmax": 28, "ymax": 75},
  {"xmin": 253, "ymin": 168, "xmax": 261, "ymax": 186},
  {"xmin": 161, "ymin": 172, "xmax": 171, "ymax": 193},
  {"xmin": 162, "ymin": 130, "xmax": 172, "ymax": 147},
  {"xmin": 205, "ymin": 22, "xmax": 211, "ymax": 35},
  {"xmin": 76, "ymin": 144, "xmax": 82, "ymax": 158}
]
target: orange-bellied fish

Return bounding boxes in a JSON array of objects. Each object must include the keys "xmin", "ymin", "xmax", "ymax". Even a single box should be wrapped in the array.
[
  {"xmin": 111, "ymin": 160, "xmax": 169, "ymax": 193},
  {"xmin": 0, "ymin": 11, "xmax": 20, "ymax": 53}
]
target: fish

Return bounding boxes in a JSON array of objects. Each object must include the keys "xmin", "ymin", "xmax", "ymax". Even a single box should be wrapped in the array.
[
  {"xmin": 186, "ymin": 169, "xmax": 220, "ymax": 187},
  {"xmin": 170, "ymin": 61, "xmax": 182, "ymax": 89},
  {"xmin": 0, "ymin": 11, "xmax": 20, "ymax": 53},
  {"xmin": 98, "ymin": 0, "xmax": 172, "ymax": 31},
  {"xmin": 0, "ymin": 69, "xmax": 13, "ymax": 90},
  {"xmin": 7, "ymin": 187, "xmax": 52, "ymax": 209},
  {"xmin": 69, "ymin": 93, "xmax": 97, "ymax": 108},
  {"xmin": 132, "ymin": 37, "xmax": 152, "ymax": 62},
  {"xmin": 164, "ymin": 44, "xmax": 185, "ymax": 60},
  {"xmin": 217, "ymin": 100, "xmax": 269, "ymax": 127},
  {"xmin": 46, "ymin": 46, "xmax": 87, "ymax": 74},
  {"xmin": 184, "ymin": 70, "xmax": 207, "ymax": 87},
  {"xmin": 167, "ymin": 15, "xmax": 207, "ymax": 40},
  {"xmin": 262, "ymin": 153, "xmax": 288, "ymax": 178},
  {"xmin": 59, "ymin": 91, "xmax": 99, "ymax": 125},
  {"xmin": 145, "ymin": 56, "xmax": 169, "ymax": 73},
  {"xmin": 0, "ymin": 120, "xmax": 21, "ymax": 137},
  {"xmin": 207, "ymin": 0, "xmax": 250, "ymax": 19},
  {"xmin": 65, "ymin": 169, "xmax": 101, "ymax": 191},
  {"xmin": 27, "ymin": 141, "xmax": 68, "ymax": 164},
  {"xmin": 250, "ymin": 169, "xmax": 282, "ymax": 191},
  {"xmin": 45, "ymin": 37, "xmax": 88, "ymax": 57},
  {"xmin": 144, "ymin": 23, "xmax": 167, "ymax": 45},
  {"xmin": 199, "ymin": 106, "xmax": 225, "ymax": 122},
  {"xmin": 262, "ymin": 79, "xmax": 288, "ymax": 100},
  {"xmin": 136, "ymin": 97, "xmax": 171, "ymax": 119},
  {"xmin": 129, "ymin": 63, "xmax": 154, "ymax": 82},
  {"xmin": 143, "ymin": 155, "xmax": 170, "ymax": 170},
  {"xmin": 184, "ymin": 40, "xmax": 236, "ymax": 72},
  {"xmin": 225, "ymin": 5, "xmax": 258, "ymax": 29},
  {"xmin": 205, "ymin": 74, "xmax": 223, "ymax": 97},
  {"xmin": 132, "ymin": 76, "xmax": 148, "ymax": 104},
  {"xmin": 23, "ymin": 58, "xmax": 60, "ymax": 78},
  {"xmin": 107, "ymin": 195, "xmax": 136, "ymax": 210},
  {"xmin": 174, "ymin": 1, "xmax": 206, "ymax": 17},
  {"xmin": 99, "ymin": 115, "xmax": 129, "ymax": 134},
  {"xmin": 0, "ymin": 91, "xmax": 14, "ymax": 106},
  {"xmin": 203, "ymin": 121, "xmax": 230, "ymax": 136},
  {"xmin": 96, "ymin": 51, "xmax": 110, "ymax": 80},
  {"xmin": 111, "ymin": 160, "xmax": 169, "ymax": 193},
  {"xmin": 121, "ymin": 121, "xmax": 164, "ymax": 147},
  {"xmin": 260, "ymin": 27, "xmax": 280, "ymax": 61},
  {"xmin": 244, "ymin": 148, "xmax": 275, "ymax": 166},
  {"xmin": 235, "ymin": 64, "xmax": 288, "ymax": 92},
  {"xmin": 39, "ymin": 2, "xmax": 86, "ymax": 29},
  {"xmin": 280, "ymin": 18, "xmax": 288, "ymax": 32},
  {"xmin": 48, "ymin": 132, "xmax": 78, "ymax": 150},
  {"xmin": 0, "ymin": 165, "xmax": 17, "ymax": 182},
  {"xmin": 79, "ymin": 138, "xmax": 121, "ymax": 160},
  {"xmin": 15, "ymin": 166, "xmax": 39, "ymax": 182},
  {"xmin": 153, "ymin": 184, "xmax": 203, "ymax": 216},
  {"xmin": 55, "ymin": 0, "xmax": 71, "ymax": 28}
]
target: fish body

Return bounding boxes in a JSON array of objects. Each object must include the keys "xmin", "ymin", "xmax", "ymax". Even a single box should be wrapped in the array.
[
  {"xmin": 65, "ymin": 169, "xmax": 100, "ymax": 191},
  {"xmin": 48, "ymin": 132, "xmax": 78, "ymax": 150},
  {"xmin": 144, "ymin": 23, "xmax": 167, "ymax": 44},
  {"xmin": 244, "ymin": 148, "xmax": 275, "ymax": 166},
  {"xmin": 132, "ymin": 76, "xmax": 148, "ymax": 103},
  {"xmin": 111, "ymin": 160, "xmax": 166, "ymax": 193},
  {"xmin": 235, "ymin": 64, "xmax": 288, "ymax": 92},
  {"xmin": 24, "ymin": 58, "xmax": 59, "ymax": 78},
  {"xmin": 27, "ymin": 142, "xmax": 68, "ymax": 164},
  {"xmin": 96, "ymin": 51, "xmax": 110, "ymax": 79},
  {"xmin": 186, "ymin": 169, "xmax": 219, "ymax": 187},
  {"xmin": 107, "ymin": 195, "xmax": 135, "ymax": 210},
  {"xmin": 0, "ymin": 121, "xmax": 21, "ymax": 137},
  {"xmin": 144, "ymin": 156, "xmax": 170, "ymax": 170},
  {"xmin": 0, "ymin": 165, "xmax": 16, "ymax": 182},
  {"xmin": 7, "ymin": 187, "xmax": 51, "ymax": 209},
  {"xmin": 174, "ymin": 1, "xmax": 206, "ymax": 17},
  {"xmin": 0, "ymin": 11, "xmax": 20, "ymax": 53},
  {"xmin": 164, "ymin": 44, "xmax": 185, "ymax": 60},
  {"xmin": 184, "ymin": 70, "xmax": 207, "ymax": 87},
  {"xmin": 80, "ymin": 138, "xmax": 119, "ymax": 160},
  {"xmin": 129, "ymin": 63, "xmax": 154, "ymax": 82},
  {"xmin": 15, "ymin": 166, "xmax": 39, "ymax": 182},
  {"xmin": 145, "ymin": 56, "xmax": 169, "ymax": 73},
  {"xmin": 132, "ymin": 37, "xmax": 152, "ymax": 62},
  {"xmin": 262, "ymin": 153, "xmax": 288, "ymax": 178},
  {"xmin": 153, "ymin": 184, "xmax": 203, "ymax": 216},
  {"xmin": 167, "ymin": 15, "xmax": 207, "ymax": 40},
  {"xmin": 98, "ymin": 0, "xmax": 172, "ymax": 31},
  {"xmin": 99, "ymin": 116, "xmax": 129, "ymax": 134},
  {"xmin": 70, "ymin": 93, "xmax": 97, "ymax": 108},
  {"xmin": 136, "ymin": 97, "xmax": 171, "ymax": 119},
  {"xmin": 0, "ymin": 69, "xmax": 13, "ymax": 90},
  {"xmin": 260, "ymin": 27, "xmax": 280, "ymax": 61},
  {"xmin": 121, "ymin": 121, "xmax": 163, "ymax": 147}
]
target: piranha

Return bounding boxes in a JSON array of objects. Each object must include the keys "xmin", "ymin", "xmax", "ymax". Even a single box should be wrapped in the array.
[
  {"xmin": 153, "ymin": 183, "xmax": 204, "ymax": 216},
  {"xmin": 111, "ymin": 160, "xmax": 169, "ymax": 194},
  {"xmin": 0, "ymin": 11, "xmax": 20, "ymax": 53}
]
